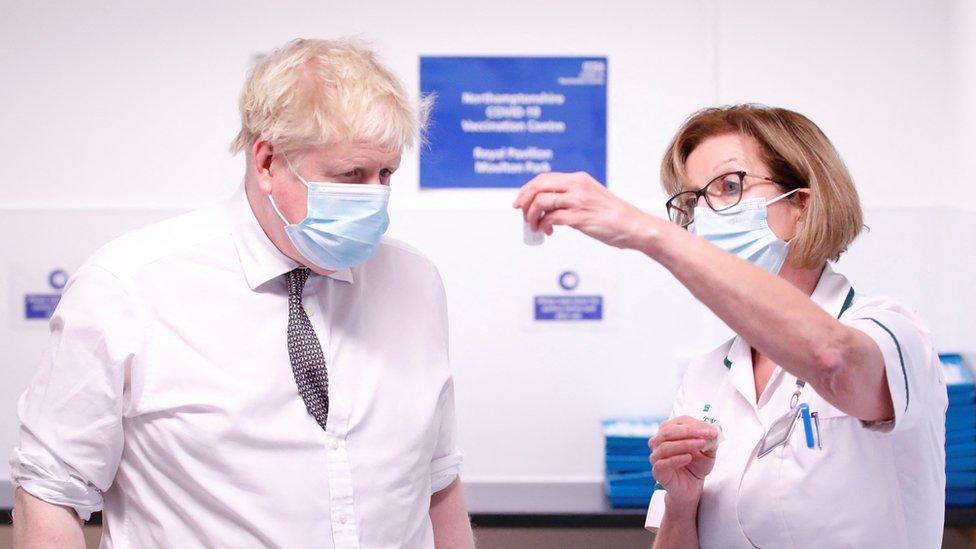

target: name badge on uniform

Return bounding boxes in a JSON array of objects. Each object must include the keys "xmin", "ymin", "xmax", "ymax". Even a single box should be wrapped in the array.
[
  {"xmin": 757, "ymin": 405, "xmax": 803, "ymax": 458},
  {"xmin": 758, "ymin": 402, "xmax": 821, "ymax": 458}
]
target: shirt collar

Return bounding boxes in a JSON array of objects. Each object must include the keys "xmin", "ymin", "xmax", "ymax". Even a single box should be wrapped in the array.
[
  {"xmin": 722, "ymin": 265, "xmax": 855, "ymax": 410},
  {"xmin": 724, "ymin": 264, "xmax": 855, "ymax": 370},
  {"xmin": 227, "ymin": 185, "xmax": 354, "ymax": 291},
  {"xmin": 808, "ymin": 263, "xmax": 855, "ymax": 320}
]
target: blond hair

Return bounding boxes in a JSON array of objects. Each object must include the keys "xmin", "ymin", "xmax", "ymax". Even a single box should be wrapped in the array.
[
  {"xmin": 661, "ymin": 104, "xmax": 863, "ymax": 268},
  {"xmin": 230, "ymin": 38, "xmax": 431, "ymax": 156}
]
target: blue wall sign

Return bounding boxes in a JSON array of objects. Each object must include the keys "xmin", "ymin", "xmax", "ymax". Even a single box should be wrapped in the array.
[
  {"xmin": 534, "ymin": 295, "xmax": 603, "ymax": 321},
  {"xmin": 420, "ymin": 56, "xmax": 607, "ymax": 189},
  {"xmin": 534, "ymin": 270, "xmax": 603, "ymax": 321},
  {"xmin": 25, "ymin": 295, "xmax": 61, "ymax": 319},
  {"xmin": 24, "ymin": 268, "xmax": 68, "ymax": 320}
]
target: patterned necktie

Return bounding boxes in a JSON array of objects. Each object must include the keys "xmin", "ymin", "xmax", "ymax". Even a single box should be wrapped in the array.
[{"xmin": 286, "ymin": 268, "xmax": 330, "ymax": 430}]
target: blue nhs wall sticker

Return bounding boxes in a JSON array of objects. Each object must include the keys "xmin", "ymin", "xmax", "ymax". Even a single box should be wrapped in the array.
[
  {"xmin": 534, "ymin": 270, "xmax": 603, "ymax": 321},
  {"xmin": 420, "ymin": 57, "xmax": 607, "ymax": 189},
  {"xmin": 24, "ymin": 269, "xmax": 68, "ymax": 320}
]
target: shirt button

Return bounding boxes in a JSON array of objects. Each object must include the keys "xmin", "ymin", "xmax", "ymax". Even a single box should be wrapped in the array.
[
  {"xmin": 338, "ymin": 513, "xmax": 348, "ymax": 525},
  {"xmin": 306, "ymin": 308, "xmax": 315, "ymax": 317},
  {"xmin": 329, "ymin": 439, "xmax": 339, "ymax": 450}
]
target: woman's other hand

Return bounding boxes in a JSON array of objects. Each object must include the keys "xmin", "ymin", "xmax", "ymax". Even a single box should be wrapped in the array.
[{"xmin": 649, "ymin": 416, "xmax": 719, "ymax": 511}]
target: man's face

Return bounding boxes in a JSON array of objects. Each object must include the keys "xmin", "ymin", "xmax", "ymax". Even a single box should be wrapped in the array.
[{"xmin": 248, "ymin": 139, "xmax": 402, "ymax": 274}]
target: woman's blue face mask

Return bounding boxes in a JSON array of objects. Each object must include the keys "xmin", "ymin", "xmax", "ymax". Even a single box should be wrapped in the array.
[{"xmin": 690, "ymin": 189, "xmax": 799, "ymax": 275}]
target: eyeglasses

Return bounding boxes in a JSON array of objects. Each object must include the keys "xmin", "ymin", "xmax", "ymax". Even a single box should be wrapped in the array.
[{"xmin": 665, "ymin": 171, "xmax": 784, "ymax": 227}]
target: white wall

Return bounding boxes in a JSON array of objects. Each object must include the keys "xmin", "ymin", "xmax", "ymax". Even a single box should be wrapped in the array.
[
  {"xmin": 951, "ymin": 0, "xmax": 976, "ymax": 190},
  {"xmin": 715, "ymin": 0, "xmax": 962, "ymax": 211},
  {"xmin": 1, "ymin": 0, "xmax": 973, "ymax": 485}
]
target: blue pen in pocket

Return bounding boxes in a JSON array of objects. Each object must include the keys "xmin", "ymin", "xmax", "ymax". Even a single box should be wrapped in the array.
[{"xmin": 799, "ymin": 403, "xmax": 816, "ymax": 449}]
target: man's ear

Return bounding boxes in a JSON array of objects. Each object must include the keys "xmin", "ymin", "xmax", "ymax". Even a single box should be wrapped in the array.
[{"xmin": 251, "ymin": 140, "xmax": 275, "ymax": 194}]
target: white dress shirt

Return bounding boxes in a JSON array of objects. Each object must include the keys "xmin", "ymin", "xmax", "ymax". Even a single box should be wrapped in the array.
[
  {"xmin": 646, "ymin": 265, "xmax": 947, "ymax": 548},
  {"xmin": 10, "ymin": 187, "xmax": 462, "ymax": 548}
]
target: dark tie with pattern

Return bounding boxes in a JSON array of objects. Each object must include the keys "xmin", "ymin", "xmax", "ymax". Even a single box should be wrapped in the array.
[{"xmin": 286, "ymin": 268, "xmax": 330, "ymax": 430}]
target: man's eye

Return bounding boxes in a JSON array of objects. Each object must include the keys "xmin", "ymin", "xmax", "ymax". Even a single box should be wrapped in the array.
[{"xmin": 380, "ymin": 168, "xmax": 393, "ymax": 178}]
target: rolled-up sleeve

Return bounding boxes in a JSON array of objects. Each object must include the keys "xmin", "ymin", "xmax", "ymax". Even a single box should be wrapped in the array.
[
  {"xmin": 424, "ymin": 261, "xmax": 462, "ymax": 494},
  {"xmin": 9, "ymin": 265, "xmax": 143, "ymax": 520},
  {"xmin": 844, "ymin": 305, "xmax": 942, "ymax": 434},
  {"xmin": 429, "ymin": 378, "xmax": 462, "ymax": 493}
]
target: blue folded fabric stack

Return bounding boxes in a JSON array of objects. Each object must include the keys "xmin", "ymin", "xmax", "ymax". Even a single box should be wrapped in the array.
[
  {"xmin": 943, "ymin": 353, "xmax": 976, "ymax": 507},
  {"xmin": 602, "ymin": 417, "xmax": 663, "ymax": 508}
]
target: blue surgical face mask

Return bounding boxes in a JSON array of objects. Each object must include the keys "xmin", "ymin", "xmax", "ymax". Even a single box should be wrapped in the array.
[
  {"xmin": 268, "ymin": 157, "xmax": 391, "ymax": 270},
  {"xmin": 689, "ymin": 189, "xmax": 799, "ymax": 275}
]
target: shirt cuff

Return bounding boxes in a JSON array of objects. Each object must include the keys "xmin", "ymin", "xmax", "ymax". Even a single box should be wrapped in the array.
[
  {"xmin": 9, "ymin": 446, "xmax": 103, "ymax": 521},
  {"xmin": 430, "ymin": 451, "xmax": 462, "ymax": 493},
  {"xmin": 847, "ymin": 317, "xmax": 911, "ymax": 433}
]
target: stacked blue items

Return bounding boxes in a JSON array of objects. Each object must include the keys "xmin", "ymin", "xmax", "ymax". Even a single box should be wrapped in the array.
[
  {"xmin": 942, "ymin": 353, "xmax": 976, "ymax": 507},
  {"xmin": 602, "ymin": 417, "xmax": 664, "ymax": 508}
]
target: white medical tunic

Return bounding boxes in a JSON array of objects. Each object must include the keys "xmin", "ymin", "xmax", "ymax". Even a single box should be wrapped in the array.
[
  {"xmin": 646, "ymin": 265, "xmax": 947, "ymax": 548},
  {"xmin": 10, "ymin": 188, "xmax": 462, "ymax": 548}
]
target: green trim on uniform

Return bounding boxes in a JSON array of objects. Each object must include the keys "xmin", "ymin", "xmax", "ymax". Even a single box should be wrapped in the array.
[
  {"xmin": 838, "ymin": 287, "xmax": 855, "ymax": 319},
  {"xmin": 864, "ymin": 317, "xmax": 909, "ymax": 413},
  {"xmin": 723, "ymin": 357, "xmax": 732, "ymax": 369},
  {"xmin": 654, "ymin": 482, "xmax": 665, "ymax": 491}
]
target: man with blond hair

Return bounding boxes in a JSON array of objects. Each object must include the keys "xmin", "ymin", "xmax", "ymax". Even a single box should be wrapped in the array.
[{"xmin": 10, "ymin": 38, "xmax": 474, "ymax": 548}]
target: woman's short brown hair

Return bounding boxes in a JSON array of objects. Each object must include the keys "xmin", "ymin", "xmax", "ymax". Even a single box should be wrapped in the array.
[{"xmin": 661, "ymin": 104, "xmax": 863, "ymax": 269}]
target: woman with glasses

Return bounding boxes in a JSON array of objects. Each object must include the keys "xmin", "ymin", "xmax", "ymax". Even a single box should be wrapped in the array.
[{"xmin": 514, "ymin": 104, "xmax": 946, "ymax": 548}]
